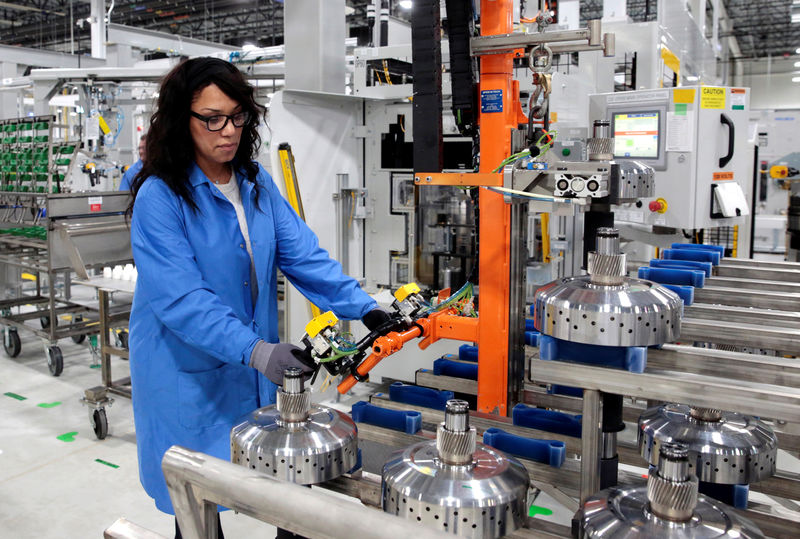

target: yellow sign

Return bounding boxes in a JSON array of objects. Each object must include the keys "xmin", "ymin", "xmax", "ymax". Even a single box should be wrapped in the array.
[
  {"xmin": 673, "ymin": 89, "xmax": 696, "ymax": 104},
  {"xmin": 701, "ymin": 87, "xmax": 726, "ymax": 109}
]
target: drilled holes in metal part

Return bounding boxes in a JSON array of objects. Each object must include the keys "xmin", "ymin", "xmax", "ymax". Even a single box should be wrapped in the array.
[
  {"xmin": 628, "ymin": 329, "xmax": 633, "ymax": 334},
  {"xmin": 638, "ymin": 316, "xmax": 642, "ymax": 321},
  {"xmin": 434, "ymin": 515, "xmax": 439, "ymax": 520},
  {"xmin": 559, "ymin": 310, "xmax": 563, "ymax": 315},
  {"xmin": 715, "ymin": 468, "xmax": 719, "ymax": 472},
  {"xmin": 404, "ymin": 498, "xmax": 408, "ymax": 504},
  {"xmin": 417, "ymin": 517, "xmax": 421, "ymax": 522},
  {"xmin": 600, "ymin": 328, "xmax": 605, "ymax": 333},
  {"xmin": 645, "ymin": 322, "xmax": 650, "ymax": 327},
  {"xmin": 443, "ymin": 523, "xmax": 448, "ymax": 528},
  {"xmin": 453, "ymin": 511, "xmax": 458, "ymax": 516},
  {"xmin": 462, "ymin": 518, "xmax": 468, "ymax": 523},
  {"xmin": 582, "ymin": 314, "xmax": 587, "ymax": 319},
  {"xmin": 251, "ymin": 465, "xmax": 255, "ymax": 469},
  {"xmin": 409, "ymin": 507, "xmax": 413, "ymax": 513},
  {"xmin": 610, "ymin": 316, "xmax": 615, "ymax": 321},
  {"xmin": 591, "ymin": 321, "xmax": 596, "ymax": 326},
  {"xmin": 573, "ymin": 325, "xmax": 578, "ymax": 330},
  {"xmin": 258, "ymin": 456, "xmax": 262, "ymax": 461},
  {"xmin": 305, "ymin": 458, "xmax": 309, "ymax": 463},
  {"xmin": 281, "ymin": 459, "xmax": 285, "ymax": 464},
  {"xmin": 472, "ymin": 524, "xmax": 477, "ymax": 529},
  {"xmin": 426, "ymin": 507, "xmax": 431, "ymax": 512}
]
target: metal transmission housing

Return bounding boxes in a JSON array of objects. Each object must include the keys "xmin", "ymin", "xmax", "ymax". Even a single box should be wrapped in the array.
[
  {"xmin": 534, "ymin": 228, "xmax": 683, "ymax": 347},
  {"xmin": 639, "ymin": 404, "xmax": 778, "ymax": 484},
  {"xmin": 577, "ymin": 443, "xmax": 764, "ymax": 539},
  {"xmin": 381, "ymin": 400, "xmax": 529, "ymax": 538},
  {"xmin": 231, "ymin": 368, "xmax": 358, "ymax": 485}
]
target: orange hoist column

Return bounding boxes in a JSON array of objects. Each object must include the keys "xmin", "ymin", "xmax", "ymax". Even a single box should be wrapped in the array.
[{"xmin": 477, "ymin": 0, "xmax": 516, "ymax": 415}]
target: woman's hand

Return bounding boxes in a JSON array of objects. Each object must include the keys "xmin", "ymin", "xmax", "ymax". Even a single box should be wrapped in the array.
[{"xmin": 249, "ymin": 341, "xmax": 315, "ymax": 385}]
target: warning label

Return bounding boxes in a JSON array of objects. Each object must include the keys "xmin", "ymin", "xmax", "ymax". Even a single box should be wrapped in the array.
[
  {"xmin": 713, "ymin": 172, "xmax": 734, "ymax": 181},
  {"xmin": 701, "ymin": 87, "xmax": 726, "ymax": 109},
  {"xmin": 730, "ymin": 88, "xmax": 746, "ymax": 110},
  {"xmin": 88, "ymin": 196, "xmax": 103, "ymax": 212},
  {"xmin": 480, "ymin": 89, "xmax": 503, "ymax": 113}
]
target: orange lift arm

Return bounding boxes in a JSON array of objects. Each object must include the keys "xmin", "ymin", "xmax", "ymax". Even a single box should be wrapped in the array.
[{"xmin": 337, "ymin": 310, "xmax": 479, "ymax": 394}]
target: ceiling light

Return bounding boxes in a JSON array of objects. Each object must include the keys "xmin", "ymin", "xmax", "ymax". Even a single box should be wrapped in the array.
[{"xmin": 399, "ymin": 0, "xmax": 412, "ymax": 8}]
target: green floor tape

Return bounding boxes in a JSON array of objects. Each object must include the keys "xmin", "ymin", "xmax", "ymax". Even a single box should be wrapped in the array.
[
  {"xmin": 3, "ymin": 392, "xmax": 26, "ymax": 401},
  {"xmin": 89, "ymin": 364, "xmax": 101, "ymax": 369},
  {"xmin": 529, "ymin": 505, "xmax": 554, "ymax": 517},
  {"xmin": 37, "ymin": 402, "xmax": 61, "ymax": 408},
  {"xmin": 95, "ymin": 459, "xmax": 119, "ymax": 469},
  {"xmin": 56, "ymin": 432, "xmax": 78, "ymax": 442}
]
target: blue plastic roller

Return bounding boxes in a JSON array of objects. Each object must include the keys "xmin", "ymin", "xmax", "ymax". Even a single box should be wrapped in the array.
[
  {"xmin": 662, "ymin": 248, "xmax": 721, "ymax": 265},
  {"xmin": 648, "ymin": 258, "xmax": 713, "ymax": 277},
  {"xmin": 483, "ymin": 428, "xmax": 566, "ymax": 468},
  {"xmin": 433, "ymin": 357, "xmax": 479, "ymax": 380},
  {"xmin": 671, "ymin": 243, "xmax": 725, "ymax": 256},
  {"xmin": 512, "ymin": 404, "xmax": 582, "ymax": 438},
  {"xmin": 539, "ymin": 334, "xmax": 648, "ymax": 373},
  {"xmin": 525, "ymin": 330, "xmax": 541, "ymax": 347},
  {"xmin": 458, "ymin": 344, "xmax": 478, "ymax": 362},
  {"xmin": 662, "ymin": 284, "xmax": 694, "ymax": 306},
  {"xmin": 638, "ymin": 266, "xmax": 705, "ymax": 288},
  {"xmin": 388, "ymin": 382, "xmax": 454, "ymax": 410},
  {"xmin": 351, "ymin": 401, "xmax": 422, "ymax": 434}
]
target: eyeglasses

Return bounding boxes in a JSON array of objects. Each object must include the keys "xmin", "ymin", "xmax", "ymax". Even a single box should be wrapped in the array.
[{"xmin": 190, "ymin": 110, "xmax": 251, "ymax": 132}]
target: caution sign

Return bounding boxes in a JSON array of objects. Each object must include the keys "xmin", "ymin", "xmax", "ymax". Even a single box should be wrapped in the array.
[
  {"xmin": 713, "ymin": 172, "xmax": 734, "ymax": 181},
  {"xmin": 701, "ymin": 87, "xmax": 726, "ymax": 109}
]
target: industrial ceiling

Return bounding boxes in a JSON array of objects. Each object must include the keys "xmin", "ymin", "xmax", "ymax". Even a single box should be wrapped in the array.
[{"xmin": 0, "ymin": 0, "xmax": 798, "ymax": 62}]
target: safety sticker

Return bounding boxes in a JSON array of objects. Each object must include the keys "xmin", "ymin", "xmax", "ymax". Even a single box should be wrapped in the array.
[
  {"xmin": 88, "ymin": 196, "xmax": 103, "ymax": 212},
  {"xmin": 730, "ymin": 88, "xmax": 746, "ymax": 110},
  {"xmin": 700, "ymin": 87, "xmax": 725, "ymax": 109},
  {"xmin": 480, "ymin": 89, "xmax": 503, "ymax": 113},
  {"xmin": 713, "ymin": 172, "xmax": 734, "ymax": 181}
]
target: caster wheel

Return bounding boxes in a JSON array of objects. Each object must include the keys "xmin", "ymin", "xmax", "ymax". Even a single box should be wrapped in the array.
[
  {"xmin": 40, "ymin": 315, "xmax": 57, "ymax": 329},
  {"xmin": 92, "ymin": 409, "xmax": 108, "ymax": 440},
  {"xmin": 47, "ymin": 346, "xmax": 63, "ymax": 377},
  {"xmin": 3, "ymin": 328, "xmax": 21, "ymax": 358},
  {"xmin": 72, "ymin": 315, "xmax": 86, "ymax": 344},
  {"xmin": 118, "ymin": 330, "xmax": 129, "ymax": 351}
]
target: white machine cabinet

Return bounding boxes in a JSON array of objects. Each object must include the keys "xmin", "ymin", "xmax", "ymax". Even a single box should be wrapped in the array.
[{"xmin": 590, "ymin": 87, "xmax": 753, "ymax": 230}]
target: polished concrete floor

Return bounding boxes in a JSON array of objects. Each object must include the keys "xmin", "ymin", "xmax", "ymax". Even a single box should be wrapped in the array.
[{"xmin": 0, "ymin": 324, "xmax": 273, "ymax": 538}]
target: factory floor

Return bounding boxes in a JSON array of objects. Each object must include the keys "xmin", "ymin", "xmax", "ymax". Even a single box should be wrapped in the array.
[{"xmin": 0, "ymin": 327, "xmax": 275, "ymax": 538}]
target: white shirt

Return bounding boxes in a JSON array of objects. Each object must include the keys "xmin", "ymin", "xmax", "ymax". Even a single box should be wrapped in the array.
[{"xmin": 215, "ymin": 172, "xmax": 258, "ymax": 303}]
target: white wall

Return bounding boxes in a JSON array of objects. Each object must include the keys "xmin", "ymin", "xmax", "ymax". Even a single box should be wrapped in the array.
[{"xmin": 739, "ymin": 73, "xmax": 800, "ymax": 110}]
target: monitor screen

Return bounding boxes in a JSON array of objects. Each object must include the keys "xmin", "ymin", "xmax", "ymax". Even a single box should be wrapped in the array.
[{"xmin": 613, "ymin": 111, "xmax": 660, "ymax": 159}]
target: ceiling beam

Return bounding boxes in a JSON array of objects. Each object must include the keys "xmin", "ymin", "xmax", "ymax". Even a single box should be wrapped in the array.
[
  {"xmin": 0, "ymin": 43, "xmax": 105, "ymax": 68},
  {"xmin": 106, "ymin": 23, "xmax": 239, "ymax": 55}
]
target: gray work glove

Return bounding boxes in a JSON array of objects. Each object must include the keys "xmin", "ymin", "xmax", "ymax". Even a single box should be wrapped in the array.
[{"xmin": 249, "ymin": 341, "xmax": 315, "ymax": 385}]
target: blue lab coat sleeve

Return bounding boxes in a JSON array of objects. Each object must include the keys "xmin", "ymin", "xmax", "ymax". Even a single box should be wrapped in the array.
[
  {"xmin": 131, "ymin": 179, "xmax": 261, "ymax": 365},
  {"xmin": 265, "ymin": 178, "xmax": 378, "ymax": 320}
]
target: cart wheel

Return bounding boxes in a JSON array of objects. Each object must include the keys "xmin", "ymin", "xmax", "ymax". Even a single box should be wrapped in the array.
[
  {"xmin": 3, "ymin": 328, "xmax": 21, "ymax": 358},
  {"xmin": 47, "ymin": 346, "xmax": 63, "ymax": 377},
  {"xmin": 92, "ymin": 409, "xmax": 108, "ymax": 440},
  {"xmin": 118, "ymin": 330, "xmax": 129, "ymax": 351},
  {"xmin": 40, "ymin": 316, "xmax": 57, "ymax": 329},
  {"xmin": 71, "ymin": 315, "xmax": 86, "ymax": 344}
]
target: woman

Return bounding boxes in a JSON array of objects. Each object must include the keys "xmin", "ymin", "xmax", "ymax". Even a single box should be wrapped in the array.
[{"xmin": 128, "ymin": 57, "xmax": 387, "ymax": 537}]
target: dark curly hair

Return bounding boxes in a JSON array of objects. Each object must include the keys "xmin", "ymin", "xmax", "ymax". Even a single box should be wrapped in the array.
[{"xmin": 128, "ymin": 57, "xmax": 266, "ymax": 213}]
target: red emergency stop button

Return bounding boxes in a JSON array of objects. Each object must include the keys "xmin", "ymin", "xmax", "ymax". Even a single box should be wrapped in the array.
[{"xmin": 649, "ymin": 198, "xmax": 668, "ymax": 214}]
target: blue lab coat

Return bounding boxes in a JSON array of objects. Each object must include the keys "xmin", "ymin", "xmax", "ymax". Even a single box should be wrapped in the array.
[
  {"xmin": 129, "ymin": 162, "xmax": 376, "ymax": 514},
  {"xmin": 119, "ymin": 159, "xmax": 143, "ymax": 190}
]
